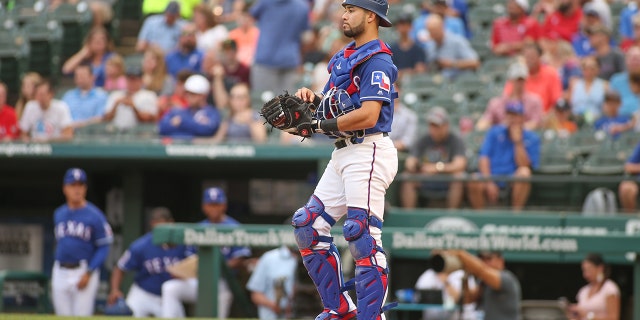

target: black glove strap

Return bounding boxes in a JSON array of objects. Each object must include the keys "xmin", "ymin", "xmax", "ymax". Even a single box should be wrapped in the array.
[
  {"xmin": 319, "ymin": 118, "xmax": 339, "ymax": 132},
  {"xmin": 313, "ymin": 95, "xmax": 322, "ymax": 107}
]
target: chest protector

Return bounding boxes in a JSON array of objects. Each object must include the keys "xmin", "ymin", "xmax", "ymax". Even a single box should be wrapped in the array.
[{"xmin": 316, "ymin": 40, "xmax": 393, "ymax": 139}]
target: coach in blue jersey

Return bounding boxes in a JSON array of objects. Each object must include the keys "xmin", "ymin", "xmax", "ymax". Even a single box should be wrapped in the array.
[
  {"xmin": 108, "ymin": 207, "xmax": 194, "ymax": 317},
  {"xmin": 161, "ymin": 187, "xmax": 251, "ymax": 318},
  {"xmin": 52, "ymin": 168, "xmax": 113, "ymax": 316}
]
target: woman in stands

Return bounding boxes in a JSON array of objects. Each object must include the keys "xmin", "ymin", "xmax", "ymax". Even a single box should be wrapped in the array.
[
  {"xmin": 141, "ymin": 46, "xmax": 174, "ymax": 96},
  {"xmin": 15, "ymin": 72, "xmax": 42, "ymax": 120},
  {"xmin": 193, "ymin": 4, "xmax": 228, "ymax": 54},
  {"xmin": 62, "ymin": 26, "xmax": 114, "ymax": 88},
  {"xmin": 211, "ymin": 82, "xmax": 266, "ymax": 143},
  {"xmin": 567, "ymin": 253, "xmax": 620, "ymax": 320}
]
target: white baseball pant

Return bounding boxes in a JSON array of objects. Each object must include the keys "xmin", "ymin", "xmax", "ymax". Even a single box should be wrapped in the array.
[
  {"xmin": 126, "ymin": 283, "xmax": 163, "ymax": 317},
  {"xmin": 312, "ymin": 134, "xmax": 398, "ymax": 268},
  {"xmin": 51, "ymin": 260, "xmax": 100, "ymax": 316},
  {"xmin": 161, "ymin": 278, "xmax": 232, "ymax": 318}
]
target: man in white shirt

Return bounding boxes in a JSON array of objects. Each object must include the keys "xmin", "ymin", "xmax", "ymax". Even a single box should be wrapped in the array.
[
  {"xmin": 19, "ymin": 80, "xmax": 74, "ymax": 142},
  {"xmin": 103, "ymin": 66, "xmax": 158, "ymax": 130}
]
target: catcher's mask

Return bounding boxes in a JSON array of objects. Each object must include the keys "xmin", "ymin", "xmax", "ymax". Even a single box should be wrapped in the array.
[{"xmin": 315, "ymin": 87, "xmax": 357, "ymax": 121}]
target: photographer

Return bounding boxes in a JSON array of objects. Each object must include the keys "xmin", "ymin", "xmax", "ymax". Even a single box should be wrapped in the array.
[{"xmin": 439, "ymin": 250, "xmax": 521, "ymax": 319}]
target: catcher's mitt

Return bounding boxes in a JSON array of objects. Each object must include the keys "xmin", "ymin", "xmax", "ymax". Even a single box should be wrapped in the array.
[{"xmin": 261, "ymin": 93, "xmax": 316, "ymax": 138}]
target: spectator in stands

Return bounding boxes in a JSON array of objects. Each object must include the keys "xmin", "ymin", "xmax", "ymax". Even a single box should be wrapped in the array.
[
  {"xmin": 582, "ymin": 0, "xmax": 612, "ymax": 30},
  {"xmin": 142, "ymin": 46, "xmax": 175, "ymax": 96},
  {"xmin": 567, "ymin": 253, "xmax": 620, "ymax": 320},
  {"xmin": 619, "ymin": 142, "xmax": 640, "ymax": 212},
  {"xmin": 193, "ymin": 4, "xmax": 228, "ymax": 54},
  {"xmin": 211, "ymin": 82, "xmax": 266, "ymax": 143},
  {"xmin": 414, "ymin": 267, "xmax": 478, "ymax": 320},
  {"xmin": 476, "ymin": 62, "xmax": 544, "ymax": 131},
  {"xmin": 103, "ymin": 54, "xmax": 127, "ymax": 92},
  {"xmin": 594, "ymin": 90, "xmax": 633, "ymax": 138},
  {"xmin": 250, "ymin": 0, "xmax": 309, "ymax": 95},
  {"xmin": 541, "ymin": 98, "xmax": 578, "ymax": 136},
  {"xmin": 0, "ymin": 82, "xmax": 18, "ymax": 140},
  {"xmin": 541, "ymin": 0, "xmax": 583, "ymax": 42},
  {"xmin": 159, "ymin": 74, "xmax": 221, "ymax": 139},
  {"xmin": 619, "ymin": 0, "xmax": 640, "ymax": 43},
  {"xmin": 444, "ymin": 250, "xmax": 521, "ymax": 319},
  {"xmin": 165, "ymin": 23, "xmax": 204, "ymax": 78},
  {"xmin": 228, "ymin": 7, "xmax": 260, "ymax": 67},
  {"xmin": 103, "ymin": 66, "xmax": 158, "ymax": 130},
  {"xmin": 62, "ymin": 26, "xmax": 114, "ymax": 88},
  {"xmin": 540, "ymin": 36, "xmax": 582, "ymax": 91},
  {"xmin": 610, "ymin": 46, "xmax": 640, "ymax": 117},
  {"xmin": 467, "ymin": 102, "xmax": 540, "ymax": 211},
  {"xmin": 390, "ymin": 13, "xmax": 428, "ymax": 80},
  {"xmin": 19, "ymin": 80, "xmax": 74, "ymax": 142},
  {"xmin": 621, "ymin": 14, "xmax": 640, "ymax": 52},
  {"xmin": 491, "ymin": 0, "xmax": 540, "ymax": 57},
  {"xmin": 569, "ymin": 56, "xmax": 608, "ymax": 124},
  {"xmin": 219, "ymin": 39, "xmax": 251, "ymax": 87},
  {"xmin": 401, "ymin": 107, "xmax": 467, "ymax": 209},
  {"xmin": 587, "ymin": 25, "xmax": 625, "ymax": 81},
  {"xmin": 389, "ymin": 82, "xmax": 418, "ymax": 152},
  {"xmin": 62, "ymin": 64, "xmax": 108, "ymax": 126},
  {"xmin": 158, "ymin": 70, "xmax": 192, "ymax": 120},
  {"xmin": 137, "ymin": 1, "xmax": 186, "ymax": 53},
  {"xmin": 572, "ymin": 3, "xmax": 607, "ymax": 58},
  {"xmin": 15, "ymin": 72, "xmax": 43, "ymax": 121},
  {"xmin": 412, "ymin": 0, "xmax": 466, "ymax": 47},
  {"xmin": 424, "ymin": 15, "xmax": 479, "ymax": 81},
  {"xmin": 504, "ymin": 43, "xmax": 562, "ymax": 112}
]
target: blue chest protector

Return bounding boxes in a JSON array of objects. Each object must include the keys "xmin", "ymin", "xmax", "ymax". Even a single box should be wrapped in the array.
[{"xmin": 317, "ymin": 40, "xmax": 397, "ymax": 140}]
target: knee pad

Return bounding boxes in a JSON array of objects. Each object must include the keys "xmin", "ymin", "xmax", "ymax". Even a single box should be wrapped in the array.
[
  {"xmin": 292, "ymin": 195, "xmax": 336, "ymax": 249},
  {"xmin": 343, "ymin": 207, "xmax": 383, "ymax": 261}
]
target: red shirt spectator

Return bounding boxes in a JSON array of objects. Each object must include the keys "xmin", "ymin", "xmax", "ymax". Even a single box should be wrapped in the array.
[
  {"xmin": 541, "ymin": 2, "xmax": 582, "ymax": 42},
  {"xmin": 491, "ymin": 0, "xmax": 540, "ymax": 56},
  {"xmin": 0, "ymin": 82, "xmax": 18, "ymax": 140}
]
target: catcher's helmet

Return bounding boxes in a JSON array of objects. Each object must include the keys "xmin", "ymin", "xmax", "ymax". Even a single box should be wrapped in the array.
[
  {"xmin": 342, "ymin": 0, "xmax": 392, "ymax": 27},
  {"xmin": 103, "ymin": 298, "xmax": 133, "ymax": 316}
]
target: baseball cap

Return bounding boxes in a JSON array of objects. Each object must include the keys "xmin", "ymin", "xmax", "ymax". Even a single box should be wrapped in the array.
[
  {"xmin": 63, "ymin": 168, "xmax": 87, "ymax": 185},
  {"xmin": 125, "ymin": 65, "xmax": 143, "ymax": 77},
  {"xmin": 426, "ymin": 106, "xmax": 449, "ymax": 125},
  {"xmin": 554, "ymin": 98, "xmax": 571, "ymax": 111},
  {"xmin": 202, "ymin": 187, "xmax": 227, "ymax": 204},
  {"xmin": 165, "ymin": 1, "xmax": 180, "ymax": 15},
  {"xmin": 507, "ymin": 62, "xmax": 528, "ymax": 80},
  {"xmin": 513, "ymin": 0, "xmax": 529, "ymax": 11},
  {"xmin": 506, "ymin": 101, "xmax": 525, "ymax": 114},
  {"xmin": 583, "ymin": 3, "xmax": 602, "ymax": 19},
  {"xmin": 184, "ymin": 74, "xmax": 210, "ymax": 95}
]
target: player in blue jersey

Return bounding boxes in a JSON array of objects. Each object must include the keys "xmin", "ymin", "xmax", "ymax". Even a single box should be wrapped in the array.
[
  {"xmin": 107, "ymin": 207, "xmax": 194, "ymax": 317},
  {"xmin": 291, "ymin": 0, "xmax": 399, "ymax": 319},
  {"xmin": 161, "ymin": 187, "xmax": 251, "ymax": 319},
  {"xmin": 52, "ymin": 168, "xmax": 113, "ymax": 316}
]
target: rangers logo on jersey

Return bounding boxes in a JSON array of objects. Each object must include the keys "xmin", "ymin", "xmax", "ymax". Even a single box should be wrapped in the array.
[{"xmin": 371, "ymin": 71, "xmax": 390, "ymax": 92}]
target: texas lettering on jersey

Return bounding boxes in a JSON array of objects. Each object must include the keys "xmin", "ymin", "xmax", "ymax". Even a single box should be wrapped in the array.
[
  {"xmin": 143, "ymin": 256, "xmax": 183, "ymax": 274},
  {"xmin": 55, "ymin": 221, "xmax": 92, "ymax": 241}
]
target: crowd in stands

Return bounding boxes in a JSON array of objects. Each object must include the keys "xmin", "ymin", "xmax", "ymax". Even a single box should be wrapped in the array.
[{"xmin": 1, "ymin": 0, "xmax": 640, "ymax": 211}]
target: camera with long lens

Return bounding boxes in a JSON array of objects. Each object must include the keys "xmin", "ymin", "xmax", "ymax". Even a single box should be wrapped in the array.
[{"xmin": 431, "ymin": 253, "xmax": 464, "ymax": 273}]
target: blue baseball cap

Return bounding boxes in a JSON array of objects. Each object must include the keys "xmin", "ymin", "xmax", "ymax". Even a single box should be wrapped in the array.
[
  {"xmin": 342, "ymin": 0, "xmax": 392, "ymax": 27},
  {"xmin": 506, "ymin": 101, "xmax": 525, "ymax": 115},
  {"xmin": 63, "ymin": 168, "xmax": 87, "ymax": 185},
  {"xmin": 202, "ymin": 187, "xmax": 227, "ymax": 204}
]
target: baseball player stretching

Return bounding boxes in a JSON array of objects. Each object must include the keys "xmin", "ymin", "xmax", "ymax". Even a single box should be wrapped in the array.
[
  {"xmin": 161, "ymin": 187, "xmax": 251, "ymax": 319},
  {"xmin": 52, "ymin": 168, "xmax": 113, "ymax": 316},
  {"xmin": 293, "ymin": 0, "xmax": 398, "ymax": 319},
  {"xmin": 108, "ymin": 207, "xmax": 194, "ymax": 317}
]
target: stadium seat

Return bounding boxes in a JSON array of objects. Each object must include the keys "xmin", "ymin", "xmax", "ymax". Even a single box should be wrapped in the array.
[
  {"xmin": 521, "ymin": 300, "xmax": 568, "ymax": 320},
  {"xmin": 0, "ymin": 28, "xmax": 29, "ymax": 97},
  {"xmin": 50, "ymin": 2, "xmax": 93, "ymax": 65},
  {"xmin": 23, "ymin": 17, "xmax": 63, "ymax": 81},
  {"xmin": 6, "ymin": 0, "xmax": 43, "ymax": 26},
  {"xmin": 579, "ymin": 141, "xmax": 628, "ymax": 176}
]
